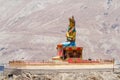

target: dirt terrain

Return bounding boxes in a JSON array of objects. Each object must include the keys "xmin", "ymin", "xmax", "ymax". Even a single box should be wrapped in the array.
[{"xmin": 1, "ymin": 68, "xmax": 120, "ymax": 80}]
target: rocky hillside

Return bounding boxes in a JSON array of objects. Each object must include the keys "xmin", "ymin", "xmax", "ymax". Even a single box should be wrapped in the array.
[
  {"xmin": 0, "ymin": 0, "xmax": 120, "ymax": 63},
  {"xmin": 1, "ymin": 71, "xmax": 120, "ymax": 80}
]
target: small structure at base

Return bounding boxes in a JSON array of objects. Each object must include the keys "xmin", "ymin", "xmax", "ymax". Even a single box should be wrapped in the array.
[{"xmin": 52, "ymin": 45, "xmax": 83, "ymax": 61}]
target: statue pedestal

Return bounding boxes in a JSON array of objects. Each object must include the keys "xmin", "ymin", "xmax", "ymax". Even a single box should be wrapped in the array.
[
  {"xmin": 63, "ymin": 47, "xmax": 83, "ymax": 60},
  {"xmin": 52, "ymin": 45, "xmax": 83, "ymax": 61}
]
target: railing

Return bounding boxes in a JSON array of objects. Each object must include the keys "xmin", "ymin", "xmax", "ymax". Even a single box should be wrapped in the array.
[{"xmin": 9, "ymin": 59, "xmax": 114, "ymax": 67}]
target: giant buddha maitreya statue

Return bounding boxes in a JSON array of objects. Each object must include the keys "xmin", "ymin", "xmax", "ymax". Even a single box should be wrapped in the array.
[{"xmin": 56, "ymin": 16, "xmax": 76, "ymax": 57}]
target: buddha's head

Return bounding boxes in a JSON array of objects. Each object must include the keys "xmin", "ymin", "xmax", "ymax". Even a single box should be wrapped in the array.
[{"xmin": 69, "ymin": 16, "xmax": 75, "ymax": 27}]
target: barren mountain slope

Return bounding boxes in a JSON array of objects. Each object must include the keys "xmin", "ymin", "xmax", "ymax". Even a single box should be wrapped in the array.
[{"xmin": 0, "ymin": 0, "xmax": 120, "ymax": 63}]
